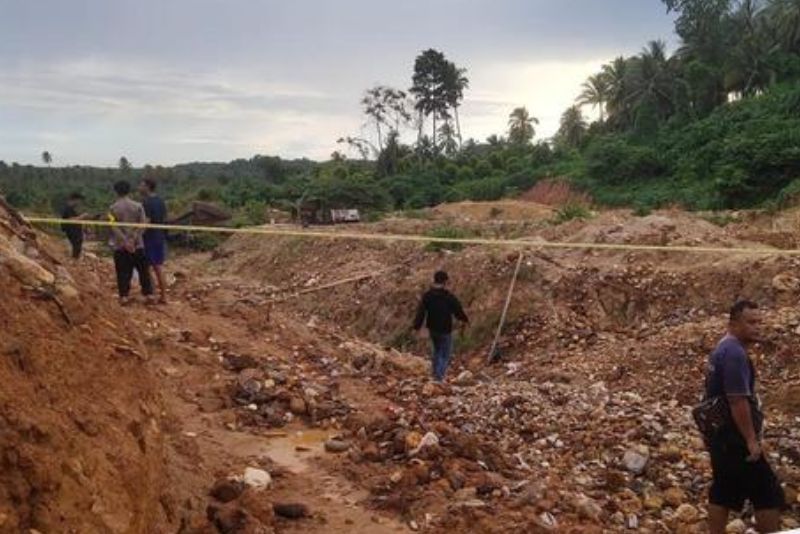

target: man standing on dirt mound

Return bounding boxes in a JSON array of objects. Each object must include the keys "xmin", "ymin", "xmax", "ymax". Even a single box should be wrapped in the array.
[
  {"xmin": 413, "ymin": 271, "xmax": 469, "ymax": 383},
  {"xmin": 702, "ymin": 300, "xmax": 784, "ymax": 534},
  {"xmin": 109, "ymin": 180, "xmax": 155, "ymax": 306},
  {"xmin": 139, "ymin": 178, "xmax": 168, "ymax": 304}
]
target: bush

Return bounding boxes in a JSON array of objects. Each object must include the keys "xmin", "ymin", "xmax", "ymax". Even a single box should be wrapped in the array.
[
  {"xmin": 701, "ymin": 212, "xmax": 736, "ymax": 227},
  {"xmin": 401, "ymin": 209, "xmax": 433, "ymax": 220},
  {"xmin": 585, "ymin": 136, "xmax": 666, "ymax": 185},
  {"xmin": 454, "ymin": 177, "xmax": 506, "ymax": 202},
  {"xmin": 424, "ymin": 226, "xmax": 473, "ymax": 252},
  {"xmin": 552, "ymin": 203, "xmax": 591, "ymax": 225}
]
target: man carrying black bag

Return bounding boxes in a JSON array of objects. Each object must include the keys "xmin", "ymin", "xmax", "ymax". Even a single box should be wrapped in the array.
[{"xmin": 700, "ymin": 300, "xmax": 784, "ymax": 533}]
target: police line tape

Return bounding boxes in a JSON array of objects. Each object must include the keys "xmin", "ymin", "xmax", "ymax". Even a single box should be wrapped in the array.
[{"xmin": 21, "ymin": 215, "xmax": 800, "ymax": 256}]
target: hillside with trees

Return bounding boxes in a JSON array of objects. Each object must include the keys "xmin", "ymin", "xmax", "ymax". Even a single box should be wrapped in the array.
[{"xmin": 1, "ymin": 0, "xmax": 799, "ymax": 221}]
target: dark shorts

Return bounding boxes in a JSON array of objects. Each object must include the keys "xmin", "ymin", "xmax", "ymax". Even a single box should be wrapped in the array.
[
  {"xmin": 65, "ymin": 232, "xmax": 83, "ymax": 258},
  {"xmin": 709, "ymin": 433, "xmax": 785, "ymax": 511},
  {"xmin": 144, "ymin": 235, "xmax": 167, "ymax": 266}
]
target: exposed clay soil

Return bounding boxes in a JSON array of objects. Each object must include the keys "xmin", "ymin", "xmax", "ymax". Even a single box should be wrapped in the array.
[{"xmin": 2, "ymin": 198, "xmax": 800, "ymax": 533}]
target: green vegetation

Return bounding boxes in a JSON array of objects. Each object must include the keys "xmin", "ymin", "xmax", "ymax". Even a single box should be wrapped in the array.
[
  {"xmin": 701, "ymin": 212, "xmax": 738, "ymax": 227},
  {"xmin": 2, "ymin": 0, "xmax": 799, "ymax": 219},
  {"xmin": 552, "ymin": 203, "xmax": 592, "ymax": 225},
  {"xmin": 424, "ymin": 226, "xmax": 474, "ymax": 252}
]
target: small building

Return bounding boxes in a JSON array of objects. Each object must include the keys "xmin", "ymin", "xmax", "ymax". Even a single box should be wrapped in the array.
[
  {"xmin": 296, "ymin": 199, "xmax": 360, "ymax": 225},
  {"xmin": 330, "ymin": 209, "xmax": 360, "ymax": 223},
  {"xmin": 169, "ymin": 202, "xmax": 231, "ymax": 227}
]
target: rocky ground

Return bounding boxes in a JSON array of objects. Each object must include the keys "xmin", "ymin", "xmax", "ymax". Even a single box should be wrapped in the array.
[{"xmin": 2, "ymin": 199, "xmax": 800, "ymax": 533}]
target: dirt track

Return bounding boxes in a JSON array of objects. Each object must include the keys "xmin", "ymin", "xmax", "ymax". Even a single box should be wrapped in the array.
[{"xmin": 2, "ymin": 200, "xmax": 800, "ymax": 533}]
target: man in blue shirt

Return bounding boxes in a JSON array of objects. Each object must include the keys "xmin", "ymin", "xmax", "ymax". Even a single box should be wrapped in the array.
[
  {"xmin": 704, "ymin": 300, "xmax": 784, "ymax": 534},
  {"xmin": 138, "ymin": 178, "xmax": 168, "ymax": 304}
]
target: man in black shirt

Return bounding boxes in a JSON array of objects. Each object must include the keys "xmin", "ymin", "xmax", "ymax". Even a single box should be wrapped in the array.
[
  {"xmin": 413, "ymin": 271, "xmax": 469, "ymax": 382},
  {"xmin": 61, "ymin": 192, "xmax": 88, "ymax": 259}
]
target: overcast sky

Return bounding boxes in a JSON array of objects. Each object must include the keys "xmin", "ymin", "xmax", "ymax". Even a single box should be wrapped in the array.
[{"xmin": 0, "ymin": 0, "xmax": 676, "ymax": 166}]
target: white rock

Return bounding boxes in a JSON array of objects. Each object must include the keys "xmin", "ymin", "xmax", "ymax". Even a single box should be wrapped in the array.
[
  {"xmin": 243, "ymin": 467, "xmax": 272, "ymax": 489},
  {"xmin": 726, "ymin": 519, "xmax": 747, "ymax": 534},
  {"xmin": 454, "ymin": 370, "xmax": 474, "ymax": 385},
  {"xmin": 410, "ymin": 432, "xmax": 439, "ymax": 456},
  {"xmin": 623, "ymin": 447, "xmax": 650, "ymax": 475}
]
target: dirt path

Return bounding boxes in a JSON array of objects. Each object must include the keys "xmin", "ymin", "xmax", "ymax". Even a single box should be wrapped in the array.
[{"xmin": 123, "ymin": 270, "xmax": 410, "ymax": 533}]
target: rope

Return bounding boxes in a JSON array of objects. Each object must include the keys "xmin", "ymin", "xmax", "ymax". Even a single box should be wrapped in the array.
[{"xmin": 21, "ymin": 215, "xmax": 800, "ymax": 256}]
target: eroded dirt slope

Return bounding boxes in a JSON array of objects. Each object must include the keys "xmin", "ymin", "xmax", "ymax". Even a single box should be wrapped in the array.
[{"xmin": 0, "ymin": 198, "xmax": 171, "ymax": 532}]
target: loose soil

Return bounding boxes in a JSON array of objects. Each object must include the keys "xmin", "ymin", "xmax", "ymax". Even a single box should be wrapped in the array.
[{"xmin": 2, "ymin": 199, "xmax": 800, "ymax": 533}]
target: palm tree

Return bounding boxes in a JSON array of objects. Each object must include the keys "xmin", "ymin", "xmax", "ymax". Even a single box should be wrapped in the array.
[
  {"xmin": 725, "ymin": 0, "xmax": 775, "ymax": 96},
  {"xmin": 41, "ymin": 151, "xmax": 52, "ymax": 167},
  {"xmin": 766, "ymin": 0, "xmax": 800, "ymax": 53},
  {"xmin": 578, "ymin": 73, "xmax": 610, "ymax": 122},
  {"xmin": 627, "ymin": 41, "xmax": 679, "ymax": 125},
  {"xmin": 507, "ymin": 107, "xmax": 539, "ymax": 145},
  {"xmin": 556, "ymin": 106, "xmax": 588, "ymax": 148},
  {"xmin": 603, "ymin": 57, "xmax": 633, "ymax": 127}
]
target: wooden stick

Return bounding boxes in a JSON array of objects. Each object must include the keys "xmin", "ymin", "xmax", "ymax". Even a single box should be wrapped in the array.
[
  {"xmin": 487, "ymin": 252, "xmax": 524, "ymax": 363},
  {"xmin": 270, "ymin": 265, "xmax": 404, "ymax": 303}
]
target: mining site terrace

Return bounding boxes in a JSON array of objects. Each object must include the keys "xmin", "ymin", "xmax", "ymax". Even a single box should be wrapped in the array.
[{"xmin": 2, "ymin": 198, "xmax": 800, "ymax": 534}]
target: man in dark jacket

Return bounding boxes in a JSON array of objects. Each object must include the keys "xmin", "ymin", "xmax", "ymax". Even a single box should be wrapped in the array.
[
  {"xmin": 704, "ymin": 300, "xmax": 784, "ymax": 534},
  {"xmin": 413, "ymin": 271, "xmax": 469, "ymax": 382}
]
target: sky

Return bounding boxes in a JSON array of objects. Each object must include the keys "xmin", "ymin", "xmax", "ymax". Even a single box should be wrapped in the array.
[{"xmin": 0, "ymin": 0, "xmax": 676, "ymax": 166}]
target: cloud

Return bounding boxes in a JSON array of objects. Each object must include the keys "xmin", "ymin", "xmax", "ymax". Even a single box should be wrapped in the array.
[{"xmin": 0, "ymin": 0, "xmax": 675, "ymax": 164}]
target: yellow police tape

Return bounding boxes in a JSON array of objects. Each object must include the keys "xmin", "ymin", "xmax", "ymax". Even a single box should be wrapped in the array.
[{"xmin": 21, "ymin": 215, "xmax": 800, "ymax": 256}]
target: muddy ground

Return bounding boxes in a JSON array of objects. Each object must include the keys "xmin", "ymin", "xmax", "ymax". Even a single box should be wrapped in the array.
[{"xmin": 2, "ymin": 199, "xmax": 800, "ymax": 533}]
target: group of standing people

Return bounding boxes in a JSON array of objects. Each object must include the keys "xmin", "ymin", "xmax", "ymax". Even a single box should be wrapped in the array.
[{"xmin": 61, "ymin": 178, "xmax": 168, "ymax": 305}]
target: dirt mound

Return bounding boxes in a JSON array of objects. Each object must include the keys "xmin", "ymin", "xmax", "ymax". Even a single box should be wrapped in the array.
[
  {"xmin": 211, "ymin": 208, "xmax": 800, "ymax": 354},
  {"xmin": 0, "ymin": 198, "xmax": 171, "ymax": 532},
  {"xmin": 431, "ymin": 200, "xmax": 553, "ymax": 223}
]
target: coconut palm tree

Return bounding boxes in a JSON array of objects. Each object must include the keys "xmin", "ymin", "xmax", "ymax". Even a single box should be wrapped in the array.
[
  {"xmin": 764, "ymin": 0, "xmax": 800, "ymax": 54},
  {"xmin": 578, "ymin": 73, "xmax": 610, "ymax": 122},
  {"xmin": 627, "ymin": 41, "xmax": 679, "ymax": 124},
  {"xmin": 602, "ymin": 57, "xmax": 634, "ymax": 127},
  {"xmin": 556, "ymin": 106, "xmax": 588, "ymax": 148},
  {"xmin": 725, "ymin": 0, "xmax": 775, "ymax": 96},
  {"xmin": 507, "ymin": 107, "xmax": 539, "ymax": 145}
]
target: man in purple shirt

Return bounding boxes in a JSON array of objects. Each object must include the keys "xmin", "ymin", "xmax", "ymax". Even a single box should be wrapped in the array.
[{"xmin": 704, "ymin": 301, "xmax": 784, "ymax": 534}]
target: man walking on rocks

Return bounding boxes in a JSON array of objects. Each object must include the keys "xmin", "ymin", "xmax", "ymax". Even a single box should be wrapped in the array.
[
  {"xmin": 703, "ymin": 300, "xmax": 784, "ymax": 534},
  {"xmin": 413, "ymin": 270, "xmax": 469, "ymax": 383}
]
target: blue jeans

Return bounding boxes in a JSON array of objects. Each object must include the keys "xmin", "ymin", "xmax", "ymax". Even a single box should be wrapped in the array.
[{"xmin": 430, "ymin": 333, "xmax": 453, "ymax": 382}]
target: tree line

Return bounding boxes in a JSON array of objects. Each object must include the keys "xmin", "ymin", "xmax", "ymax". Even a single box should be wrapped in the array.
[{"xmin": 2, "ymin": 0, "xmax": 800, "ymax": 219}]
